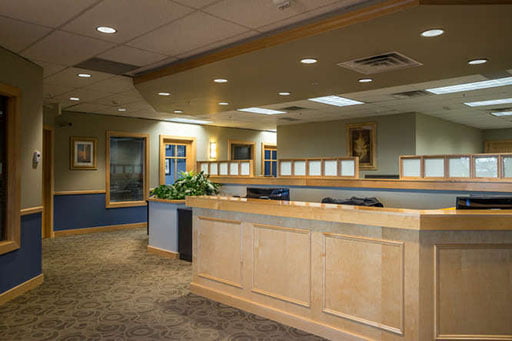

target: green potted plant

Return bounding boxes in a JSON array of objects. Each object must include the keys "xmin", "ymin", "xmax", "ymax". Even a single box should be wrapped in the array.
[{"xmin": 150, "ymin": 171, "xmax": 221, "ymax": 200}]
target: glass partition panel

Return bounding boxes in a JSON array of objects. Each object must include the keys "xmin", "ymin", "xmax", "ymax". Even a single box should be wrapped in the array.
[
  {"xmin": 308, "ymin": 160, "xmax": 322, "ymax": 176},
  {"xmin": 210, "ymin": 163, "xmax": 218, "ymax": 175},
  {"xmin": 402, "ymin": 158, "xmax": 421, "ymax": 177},
  {"xmin": 340, "ymin": 160, "xmax": 355, "ymax": 177},
  {"xmin": 324, "ymin": 160, "xmax": 338, "ymax": 176},
  {"xmin": 293, "ymin": 161, "xmax": 306, "ymax": 176},
  {"xmin": 219, "ymin": 162, "xmax": 228, "ymax": 175},
  {"xmin": 280, "ymin": 161, "xmax": 292, "ymax": 176},
  {"xmin": 240, "ymin": 162, "xmax": 250, "ymax": 176},
  {"xmin": 200, "ymin": 163, "xmax": 209, "ymax": 174},
  {"xmin": 474, "ymin": 156, "xmax": 498, "ymax": 178},
  {"xmin": 229, "ymin": 162, "xmax": 239, "ymax": 175},
  {"xmin": 424, "ymin": 158, "xmax": 445, "ymax": 178},
  {"xmin": 503, "ymin": 156, "xmax": 512, "ymax": 178},
  {"xmin": 109, "ymin": 136, "xmax": 145, "ymax": 203},
  {"xmin": 448, "ymin": 157, "xmax": 470, "ymax": 178}
]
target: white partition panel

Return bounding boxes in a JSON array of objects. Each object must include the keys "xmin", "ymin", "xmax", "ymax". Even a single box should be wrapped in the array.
[
  {"xmin": 474, "ymin": 156, "xmax": 498, "ymax": 178},
  {"xmin": 200, "ymin": 163, "xmax": 209, "ymax": 174},
  {"xmin": 324, "ymin": 160, "xmax": 338, "ymax": 176},
  {"xmin": 503, "ymin": 156, "xmax": 512, "ymax": 178},
  {"xmin": 219, "ymin": 162, "xmax": 229, "ymax": 176},
  {"xmin": 229, "ymin": 162, "xmax": 239, "ymax": 175},
  {"xmin": 424, "ymin": 158, "xmax": 445, "ymax": 178},
  {"xmin": 294, "ymin": 161, "xmax": 306, "ymax": 176},
  {"xmin": 340, "ymin": 160, "xmax": 355, "ymax": 177},
  {"xmin": 448, "ymin": 157, "xmax": 470, "ymax": 178},
  {"xmin": 402, "ymin": 159, "xmax": 421, "ymax": 177},
  {"xmin": 308, "ymin": 160, "xmax": 322, "ymax": 176},
  {"xmin": 240, "ymin": 162, "xmax": 250, "ymax": 176},
  {"xmin": 280, "ymin": 161, "xmax": 292, "ymax": 176},
  {"xmin": 210, "ymin": 163, "xmax": 218, "ymax": 175}
]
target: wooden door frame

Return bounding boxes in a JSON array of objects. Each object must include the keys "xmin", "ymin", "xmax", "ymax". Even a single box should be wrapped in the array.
[
  {"xmin": 42, "ymin": 126, "xmax": 54, "ymax": 238},
  {"xmin": 159, "ymin": 135, "xmax": 196, "ymax": 185}
]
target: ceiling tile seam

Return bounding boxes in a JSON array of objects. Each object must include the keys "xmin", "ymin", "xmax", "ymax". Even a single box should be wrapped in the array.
[
  {"xmin": 196, "ymin": 8, "xmax": 258, "ymax": 32},
  {"xmin": 170, "ymin": 0, "xmax": 223, "ymax": 11}
]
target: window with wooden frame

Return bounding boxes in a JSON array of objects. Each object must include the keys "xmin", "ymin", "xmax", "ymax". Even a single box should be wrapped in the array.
[
  {"xmin": 159, "ymin": 136, "xmax": 196, "ymax": 185},
  {"xmin": 228, "ymin": 139, "xmax": 256, "ymax": 175},
  {"xmin": 262, "ymin": 144, "xmax": 277, "ymax": 177},
  {"xmin": 0, "ymin": 84, "xmax": 21, "ymax": 255},
  {"xmin": 106, "ymin": 131, "xmax": 149, "ymax": 208}
]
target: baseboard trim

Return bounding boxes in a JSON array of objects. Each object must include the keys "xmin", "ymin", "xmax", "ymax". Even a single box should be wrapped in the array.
[
  {"xmin": 190, "ymin": 282, "xmax": 366, "ymax": 341},
  {"xmin": 147, "ymin": 245, "xmax": 179, "ymax": 259},
  {"xmin": 54, "ymin": 222, "xmax": 146, "ymax": 237},
  {"xmin": 0, "ymin": 274, "xmax": 44, "ymax": 306}
]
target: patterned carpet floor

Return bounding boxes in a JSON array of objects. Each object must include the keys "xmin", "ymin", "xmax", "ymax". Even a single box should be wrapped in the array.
[{"xmin": 0, "ymin": 228, "xmax": 325, "ymax": 340}]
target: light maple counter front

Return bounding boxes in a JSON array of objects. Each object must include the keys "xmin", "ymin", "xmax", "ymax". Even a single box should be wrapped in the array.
[{"xmin": 185, "ymin": 196, "xmax": 512, "ymax": 341}]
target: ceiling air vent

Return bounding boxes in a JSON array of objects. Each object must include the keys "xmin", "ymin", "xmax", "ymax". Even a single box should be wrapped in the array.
[
  {"xmin": 337, "ymin": 52, "xmax": 422, "ymax": 75},
  {"xmin": 391, "ymin": 90, "xmax": 431, "ymax": 99},
  {"xmin": 280, "ymin": 106, "xmax": 307, "ymax": 111},
  {"xmin": 74, "ymin": 58, "xmax": 139, "ymax": 75},
  {"xmin": 278, "ymin": 117, "xmax": 300, "ymax": 122}
]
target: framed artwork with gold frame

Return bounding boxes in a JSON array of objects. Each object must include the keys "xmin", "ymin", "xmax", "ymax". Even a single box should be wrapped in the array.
[
  {"xmin": 346, "ymin": 122, "xmax": 377, "ymax": 170},
  {"xmin": 70, "ymin": 137, "xmax": 97, "ymax": 170}
]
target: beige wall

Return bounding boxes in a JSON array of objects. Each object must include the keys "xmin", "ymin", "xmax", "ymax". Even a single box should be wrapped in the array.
[
  {"xmin": 0, "ymin": 47, "xmax": 43, "ymax": 209},
  {"xmin": 48, "ymin": 111, "xmax": 276, "ymax": 192},
  {"xmin": 482, "ymin": 128, "xmax": 512, "ymax": 142},
  {"xmin": 277, "ymin": 113, "xmax": 417, "ymax": 176},
  {"xmin": 415, "ymin": 113, "xmax": 482, "ymax": 155}
]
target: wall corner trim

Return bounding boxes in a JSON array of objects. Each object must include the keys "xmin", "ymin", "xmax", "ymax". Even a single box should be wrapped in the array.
[{"xmin": 0, "ymin": 274, "xmax": 44, "ymax": 306}]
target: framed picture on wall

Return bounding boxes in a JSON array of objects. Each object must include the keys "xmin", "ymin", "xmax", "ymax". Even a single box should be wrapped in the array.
[
  {"xmin": 346, "ymin": 122, "xmax": 377, "ymax": 170},
  {"xmin": 70, "ymin": 137, "xmax": 97, "ymax": 170}
]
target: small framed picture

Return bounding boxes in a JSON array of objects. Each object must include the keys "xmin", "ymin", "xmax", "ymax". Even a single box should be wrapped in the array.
[
  {"xmin": 70, "ymin": 137, "xmax": 97, "ymax": 170},
  {"xmin": 347, "ymin": 122, "xmax": 377, "ymax": 170}
]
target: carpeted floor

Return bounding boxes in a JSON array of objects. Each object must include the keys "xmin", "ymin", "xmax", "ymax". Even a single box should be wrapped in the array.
[{"xmin": 0, "ymin": 228, "xmax": 325, "ymax": 340}]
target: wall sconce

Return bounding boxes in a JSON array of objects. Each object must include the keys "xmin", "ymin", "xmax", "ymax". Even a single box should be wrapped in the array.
[{"xmin": 209, "ymin": 141, "xmax": 217, "ymax": 160}]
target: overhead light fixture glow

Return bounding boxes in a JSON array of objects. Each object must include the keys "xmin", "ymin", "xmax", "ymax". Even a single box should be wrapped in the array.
[
  {"xmin": 218, "ymin": 102, "xmax": 229, "ymax": 106},
  {"xmin": 237, "ymin": 107, "xmax": 286, "ymax": 115},
  {"xmin": 96, "ymin": 26, "xmax": 117, "ymax": 34},
  {"xmin": 209, "ymin": 141, "xmax": 217, "ymax": 160},
  {"xmin": 426, "ymin": 77, "xmax": 512, "ymax": 95},
  {"xmin": 174, "ymin": 110, "xmax": 183, "ymax": 114},
  {"xmin": 300, "ymin": 58, "xmax": 318, "ymax": 64},
  {"xmin": 421, "ymin": 29, "xmax": 444, "ymax": 37},
  {"xmin": 69, "ymin": 97, "xmax": 80, "ymax": 101},
  {"xmin": 491, "ymin": 111, "xmax": 512, "ymax": 117},
  {"xmin": 167, "ymin": 118, "xmax": 211, "ymax": 124},
  {"xmin": 358, "ymin": 78, "xmax": 373, "ymax": 83},
  {"xmin": 278, "ymin": 92, "xmax": 291, "ymax": 96},
  {"xmin": 118, "ymin": 108, "xmax": 126, "ymax": 112},
  {"xmin": 308, "ymin": 95, "xmax": 363, "ymax": 107},
  {"xmin": 468, "ymin": 58, "xmax": 488, "ymax": 65},
  {"xmin": 213, "ymin": 78, "xmax": 228, "ymax": 83},
  {"xmin": 465, "ymin": 98, "xmax": 512, "ymax": 107},
  {"xmin": 77, "ymin": 73, "xmax": 91, "ymax": 78},
  {"xmin": 158, "ymin": 92, "xmax": 171, "ymax": 96}
]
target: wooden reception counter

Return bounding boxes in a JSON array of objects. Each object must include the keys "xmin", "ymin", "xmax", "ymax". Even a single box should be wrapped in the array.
[{"xmin": 186, "ymin": 196, "xmax": 512, "ymax": 341}]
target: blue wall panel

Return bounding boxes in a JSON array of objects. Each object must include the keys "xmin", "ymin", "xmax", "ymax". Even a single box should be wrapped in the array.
[
  {"xmin": 0, "ymin": 213, "xmax": 42, "ymax": 294},
  {"xmin": 53, "ymin": 193, "xmax": 147, "ymax": 231}
]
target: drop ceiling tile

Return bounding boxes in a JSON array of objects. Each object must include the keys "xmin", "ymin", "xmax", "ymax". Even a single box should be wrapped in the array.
[
  {"xmin": 0, "ymin": 0, "xmax": 99, "ymax": 28},
  {"xmin": 98, "ymin": 46, "xmax": 168, "ymax": 67},
  {"xmin": 66, "ymin": 102, "xmax": 117, "ymax": 114},
  {"xmin": 128, "ymin": 11, "xmax": 249, "ymax": 55},
  {"xmin": 0, "ymin": 16, "xmax": 52, "ymax": 52},
  {"xmin": 127, "ymin": 56, "xmax": 178, "ymax": 76},
  {"xmin": 94, "ymin": 93, "xmax": 144, "ymax": 106},
  {"xmin": 172, "ymin": 0, "xmax": 220, "ymax": 9},
  {"xmin": 59, "ymin": 87, "xmax": 112, "ymax": 102},
  {"xmin": 43, "ymin": 83, "xmax": 77, "ymax": 100},
  {"xmin": 22, "ymin": 30, "xmax": 114, "ymax": 65},
  {"xmin": 85, "ymin": 75, "xmax": 135, "ymax": 93},
  {"xmin": 62, "ymin": 0, "xmax": 193, "ymax": 43},
  {"xmin": 34, "ymin": 60, "xmax": 68, "ymax": 78},
  {"xmin": 44, "ymin": 67, "xmax": 114, "ymax": 88}
]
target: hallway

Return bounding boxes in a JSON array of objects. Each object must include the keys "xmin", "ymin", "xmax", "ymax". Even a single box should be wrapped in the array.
[{"xmin": 0, "ymin": 229, "xmax": 323, "ymax": 340}]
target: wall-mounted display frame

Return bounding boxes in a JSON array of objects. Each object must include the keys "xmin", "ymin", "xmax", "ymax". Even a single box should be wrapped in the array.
[
  {"xmin": 70, "ymin": 136, "xmax": 97, "ymax": 170},
  {"xmin": 197, "ymin": 160, "xmax": 254, "ymax": 177},
  {"xmin": 347, "ymin": 122, "xmax": 377, "ymax": 170}
]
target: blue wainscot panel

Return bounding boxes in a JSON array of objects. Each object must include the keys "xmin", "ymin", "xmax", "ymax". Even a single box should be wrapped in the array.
[
  {"xmin": 54, "ymin": 193, "xmax": 147, "ymax": 231},
  {"xmin": 0, "ymin": 213, "xmax": 42, "ymax": 294}
]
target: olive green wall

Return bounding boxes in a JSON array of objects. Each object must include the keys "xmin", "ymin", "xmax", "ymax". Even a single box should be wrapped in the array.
[
  {"xmin": 277, "ymin": 113, "xmax": 417, "ymax": 176},
  {"xmin": 482, "ymin": 128, "xmax": 512, "ymax": 141},
  {"xmin": 415, "ymin": 113, "xmax": 483, "ymax": 155},
  {"xmin": 0, "ymin": 47, "xmax": 43, "ymax": 209},
  {"xmin": 48, "ymin": 111, "xmax": 276, "ymax": 192}
]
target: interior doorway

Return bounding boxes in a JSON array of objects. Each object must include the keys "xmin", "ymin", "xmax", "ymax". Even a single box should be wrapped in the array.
[{"xmin": 42, "ymin": 127, "xmax": 53, "ymax": 238}]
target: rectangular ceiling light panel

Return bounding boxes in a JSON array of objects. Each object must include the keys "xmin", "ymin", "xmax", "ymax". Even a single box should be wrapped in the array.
[
  {"xmin": 237, "ymin": 107, "xmax": 286, "ymax": 115},
  {"xmin": 426, "ymin": 77, "xmax": 512, "ymax": 95},
  {"xmin": 308, "ymin": 95, "xmax": 363, "ymax": 107},
  {"xmin": 491, "ymin": 111, "xmax": 512, "ymax": 117},
  {"xmin": 464, "ymin": 98, "xmax": 512, "ymax": 107}
]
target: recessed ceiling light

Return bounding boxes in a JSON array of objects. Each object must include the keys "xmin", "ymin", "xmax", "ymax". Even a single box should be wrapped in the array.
[
  {"xmin": 278, "ymin": 92, "xmax": 291, "ymax": 96},
  {"xmin": 77, "ymin": 73, "xmax": 91, "ymax": 78},
  {"xmin": 421, "ymin": 29, "xmax": 444, "ymax": 37},
  {"xmin": 358, "ymin": 78, "xmax": 373, "ymax": 83},
  {"xmin": 158, "ymin": 92, "xmax": 171, "ymax": 96},
  {"xmin": 218, "ymin": 102, "xmax": 229, "ymax": 105},
  {"xmin": 491, "ymin": 111, "xmax": 512, "ymax": 117},
  {"xmin": 426, "ymin": 77, "xmax": 512, "ymax": 94},
  {"xmin": 465, "ymin": 98, "xmax": 512, "ymax": 107},
  {"xmin": 174, "ymin": 110, "xmax": 183, "ymax": 114},
  {"xmin": 468, "ymin": 58, "xmax": 488, "ymax": 65},
  {"xmin": 118, "ymin": 108, "xmax": 126, "ymax": 112},
  {"xmin": 167, "ymin": 118, "xmax": 211, "ymax": 125},
  {"xmin": 96, "ymin": 26, "xmax": 117, "ymax": 34},
  {"xmin": 213, "ymin": 79, "xmax": 228, "ymax": 83},
  {"xmin": 300, "ymin": 58, "xmax": 318, "ymax": 64},
  {"xmin": 308, "ymin": 95, "xmax": 363, "ymax": 107},
  {"xmin": 69, "ymin": 97, "xmax": 80, "ymax": 101},
  {"xmin": 238, "ymin": 107, "xmax": 286, "ymax": 115}
]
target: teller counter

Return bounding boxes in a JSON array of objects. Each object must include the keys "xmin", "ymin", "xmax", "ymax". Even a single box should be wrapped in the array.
[{"xmin": 186, "ymin": 196, "xmax": 512, "ymax": 341}]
